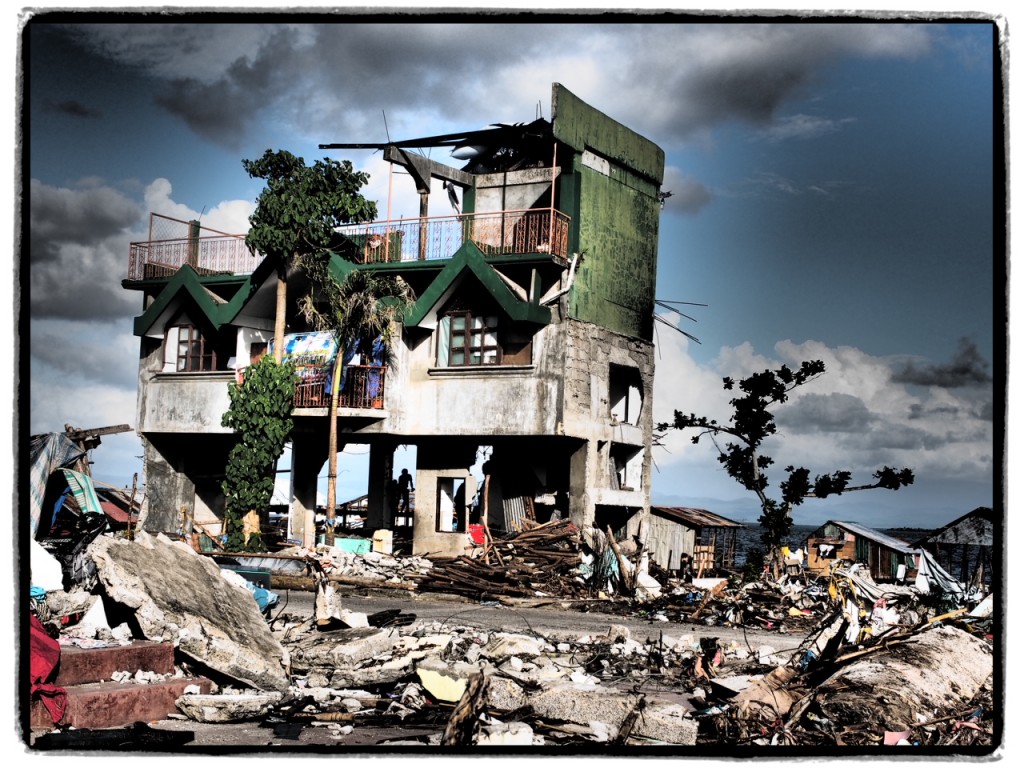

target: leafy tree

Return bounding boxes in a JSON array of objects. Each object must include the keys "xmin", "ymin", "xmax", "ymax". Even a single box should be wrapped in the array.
[
  {"xmin": 221, "ymin": 356, "xmax": 296, "ymax": 551},
  {"xmin": 656, "ymin": 360, "xmax": 914, "ymax": 575},
  {"xmin": 298, "ymin": 265, "xmax": 414, "ymax": 542},
  {"xmin": 242, "ymin": 149, "xmax": 378, "ymax": 362}
]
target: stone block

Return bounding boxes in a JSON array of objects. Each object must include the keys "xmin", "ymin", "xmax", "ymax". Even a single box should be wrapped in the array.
[
  {"xmin": 30, "ymin": 677, "xmax": 213, "ymax": 730},
  {"xmin": 52, "ymin": 641, "xmax": 176, "ymax": 687}
]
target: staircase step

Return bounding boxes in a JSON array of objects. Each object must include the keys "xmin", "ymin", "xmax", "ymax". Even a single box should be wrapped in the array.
[
  {"xmin": 53, "ymin": 641, "xmax": 175, "ymax": 687},
  {"xmin": 31, "ymin": 677, "xmax": 214, "ymax": 731}
]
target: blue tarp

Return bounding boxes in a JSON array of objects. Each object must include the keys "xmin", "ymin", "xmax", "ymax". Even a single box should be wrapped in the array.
[{"xmin": 29, "ymin": 434, "xmax": 87, "ymax": 538}]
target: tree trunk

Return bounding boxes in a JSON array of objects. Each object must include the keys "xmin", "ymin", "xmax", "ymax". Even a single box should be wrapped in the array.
[
  {"xmin": 274, "ymin": 263, "xmax": 287, "ymax": 363},
  {"xmin": 324, "ymin": 352, "xmax": 344, "ymax": 546}
]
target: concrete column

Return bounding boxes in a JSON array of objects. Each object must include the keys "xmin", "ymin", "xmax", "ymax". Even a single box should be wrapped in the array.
[
  {"xmin": 568, "ymin": 439, "xmax": 596, "ymax": 528},
  {"xmin": 138, "ymin": 437, "xmax": 196, "ymax": 534},
  {"xmin": 290, "ymin": 432, "xmax": 328, "ymax": 548},
  {"xmin": 366, "ymin": 441, "xmax": 396, "ymax": 530}
]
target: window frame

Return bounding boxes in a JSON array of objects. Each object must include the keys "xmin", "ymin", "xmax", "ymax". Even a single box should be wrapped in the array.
[
  {"xmin": 442, "ymin": 309, "xmax": 501, "ymax": 367},
  {"xmin": 169, "ymin": 323, "xmax": 217, "ymax": 372}
]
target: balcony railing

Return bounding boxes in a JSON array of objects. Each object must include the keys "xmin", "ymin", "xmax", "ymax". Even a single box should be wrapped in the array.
[
  {"xmin": 292, "ymin": 365, "xmax": 387, "ymax": 410},
  {"xmin": 127, "ymin": 213, "xmax": 257, "ymax": 280},
  {"xmin": 127, "ymin": 209, "xmax": 570, "ymax": 280},
  {"xmin": 339, "ymin": 208, "xmax": 571, "ymax": 263},
  {"xmin": 128, "ymin": 236, "xmax": 257, "ymax": 280}
]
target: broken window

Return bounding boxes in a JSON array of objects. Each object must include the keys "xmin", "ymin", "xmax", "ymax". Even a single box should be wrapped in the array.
[
  {"xmin": 609, "ymin": 364, "xmax": 643, "ymax": 425},
  {"xmin": 609, "ymin": 443, "xmax": 643, "ymax": 491},
  {"xmin": 436, "ymin": 477, "xmax": 468, "ymax": 533},
  {"xmin": 169, "ymin": 324, "xmax": 217, "ymax": 372}
]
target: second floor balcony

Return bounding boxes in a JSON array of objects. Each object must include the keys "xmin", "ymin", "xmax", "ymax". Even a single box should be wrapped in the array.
[
  {"xmin": 127, "ymin": 209, "xmax": 570, "ymax": 280},
  {"xmin": 339, "ymin": 208, "xmax": 571, "ymax": 264},
  {"xmin": 292, "ymin": 365, "xmax": 387, "ymax": 411}
]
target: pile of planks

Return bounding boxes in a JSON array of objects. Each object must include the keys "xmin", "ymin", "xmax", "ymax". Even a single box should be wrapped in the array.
[{"xmin": 412, "ymin": 519, "xmax": 587, "ymax": 599}]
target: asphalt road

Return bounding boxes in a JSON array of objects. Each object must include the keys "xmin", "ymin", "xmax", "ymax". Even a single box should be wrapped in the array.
[{"xmin": 270, "ymin": 585, "xmax": 807, "ymax": 654}]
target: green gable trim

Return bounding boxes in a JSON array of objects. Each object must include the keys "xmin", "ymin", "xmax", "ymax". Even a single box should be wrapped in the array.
[
  {"xmin": 404, "ymin": 240, "xmax": 550, "ymax": 327},
  {"xmin": 132, "ymin": 265, "xmax": 235, "ymax": 336}
]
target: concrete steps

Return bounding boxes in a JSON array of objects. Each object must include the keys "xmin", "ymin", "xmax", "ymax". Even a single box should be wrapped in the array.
[{"xmin": 31, "ymin": 640, "xmax": 213, "ymax": 730}]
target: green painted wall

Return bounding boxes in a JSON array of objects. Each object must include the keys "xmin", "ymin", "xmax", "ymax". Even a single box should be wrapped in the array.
[{"xmin": 551, "ymin": 83, "xmax": 664, "ymax": 342}]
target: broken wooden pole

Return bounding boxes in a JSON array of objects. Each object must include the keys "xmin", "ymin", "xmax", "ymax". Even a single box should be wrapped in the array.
[{"xmin": 441, "ymin": 672, "xmax": 489, "ymax": 746}]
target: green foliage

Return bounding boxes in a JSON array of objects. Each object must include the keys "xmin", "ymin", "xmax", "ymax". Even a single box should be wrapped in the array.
[
  {"xmin": 297, "ymin": 264, "xmax": 414, "ymax": 363},
  {"xmin": 656, "ymin": 360, "xmax": 914, "ymax": 570},
  {"xmin": 741, "ymin": 547, "xmax": 766, "ymax": 583},
  {"xmin": 242, "ymin": 149, "xmax": 378, "ymax": 263},
  {"xmin": 221, "ymin": 357, "xmax": 296, "ymax": 551}
]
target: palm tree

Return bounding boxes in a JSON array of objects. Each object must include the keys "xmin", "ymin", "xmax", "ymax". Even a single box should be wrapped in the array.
[
  {"xmin": 298, "ymin": 265, "xmax": 414, "ymax": 542},
  {"xmin": 242, "ymin": 149, "xmax": 378, "ymax": 363}
]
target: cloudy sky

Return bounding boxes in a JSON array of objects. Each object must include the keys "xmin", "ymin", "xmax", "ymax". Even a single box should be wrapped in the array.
[{"xmin": 21, "ymin": 13, "xmax": 1003, "ymax": 529}]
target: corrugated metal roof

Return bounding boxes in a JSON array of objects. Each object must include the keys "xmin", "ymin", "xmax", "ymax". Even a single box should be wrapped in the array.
[
  {"xmin": 651, "ymin": 506, "xmax": 746, "ymax": 529},
  {"xmin": 822, "ymin": 520, "xmax": 916, "ymax": 553}
]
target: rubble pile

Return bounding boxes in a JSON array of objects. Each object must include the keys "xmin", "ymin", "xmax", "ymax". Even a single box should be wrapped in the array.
[
  {"xmin": 28, "ymin": 523, "xmax": 996, "ymax": 750},
  {"xmin": 411, "ymin": 519, "xmax": 588, "ymax": 599},
  {"xmin": 303, "ymin": 544, "xmax": 434, "ymax": 587}
]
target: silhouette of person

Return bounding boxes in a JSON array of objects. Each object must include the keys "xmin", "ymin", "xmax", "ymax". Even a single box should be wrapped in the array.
[{"xmin": 398, "ymin": 468, "xmax": 414, "ymax": 512}]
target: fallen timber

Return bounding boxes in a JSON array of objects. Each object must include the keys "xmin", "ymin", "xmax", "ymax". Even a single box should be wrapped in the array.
[{"xmin": 410, "ymin": 519, "xmax": 590, "ymax": 599}]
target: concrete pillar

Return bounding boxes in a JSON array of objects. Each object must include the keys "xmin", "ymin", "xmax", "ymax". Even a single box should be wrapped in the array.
[
  {"xmin": 366, "ymin": 441, "xmax": 396, "ymax": 530},
  {"xmin": 139, "ymin": 438, "xmax": 195, "ymax": 534},
  {"xmin": 412, "ymin": 469, "xmax": 477, "ymax": 557},
  {"xmin": 290, "ymin": 431, "xmax": 328, "ymax": 548},
  {"xmin": 568, "ymin": 439, "xmax": 595, "ymax": 528}
]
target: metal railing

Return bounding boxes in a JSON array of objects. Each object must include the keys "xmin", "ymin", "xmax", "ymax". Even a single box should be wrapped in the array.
[
  {"xmin": 127, "ymin": 213, "xmax": 256, "ymax": 280},
  {"xmin": 339, "ymin": 208, "xmax": 571, "ymax": 263},
  {"xmin": 128, "ymin": 236, "xmax": 257, "ymax": 280},
  {"xmin": 128, "ymin": 209, "xmax": 570, "ymax": 280},
  {"xmin": 292, "ymin": 365, "xmax": 387, "ymax": 410}
]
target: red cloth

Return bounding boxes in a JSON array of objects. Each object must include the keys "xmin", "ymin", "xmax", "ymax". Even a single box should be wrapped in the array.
[{"xmin": 30, "ymin": 614, "xmax": 67, "ymax": 725}]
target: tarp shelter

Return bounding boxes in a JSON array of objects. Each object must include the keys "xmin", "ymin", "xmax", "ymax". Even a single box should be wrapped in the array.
[
  {"xmin": 648, "ymin": 507, "xmax": 745, "ymax": 574},
  {"xmin": 29, "ymin": 433, "xmax": 87, "ymax": 538}
]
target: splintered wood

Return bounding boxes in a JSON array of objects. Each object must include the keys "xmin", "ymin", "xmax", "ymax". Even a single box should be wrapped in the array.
[{"xmin": 411, "ymin": 519, "xmax": 586, "ymax": 599}]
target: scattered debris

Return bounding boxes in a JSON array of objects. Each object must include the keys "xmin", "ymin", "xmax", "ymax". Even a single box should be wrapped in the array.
[{"xmin": 27, "ymin": 497, "xmax": 997, "ymax": 750}]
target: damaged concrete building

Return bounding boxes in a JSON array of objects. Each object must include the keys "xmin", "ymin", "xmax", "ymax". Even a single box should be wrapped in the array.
[{"xmin": 123, "ymin": 83, "xmax": 666, "ymax": 556}]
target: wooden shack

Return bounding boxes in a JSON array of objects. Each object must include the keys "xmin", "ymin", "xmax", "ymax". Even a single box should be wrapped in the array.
[
  {"xmin": 806, "ymin": 520, "xmax": 918, "ymax": 582},
  {"xmin": 648, "ymin": 506, "xmax": 746, "ymax": 576},
  {"xmin": 913, "ymin": 507, "xmax": 994, "ymax": 586}
]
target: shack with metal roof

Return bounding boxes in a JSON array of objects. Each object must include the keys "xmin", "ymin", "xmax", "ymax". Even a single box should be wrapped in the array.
[
  {"xmin": 648, "ymin": 506, "xmax": 746, "ymax": 577},
  {"xmin": 806, "ymin": 520, "xmax": 918, "ymax": 582}
]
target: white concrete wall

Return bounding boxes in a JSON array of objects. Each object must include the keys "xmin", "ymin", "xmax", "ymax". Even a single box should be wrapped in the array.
[{"xmin": 140, "ymin": 372, "xmax": 235, "ymax": 433}]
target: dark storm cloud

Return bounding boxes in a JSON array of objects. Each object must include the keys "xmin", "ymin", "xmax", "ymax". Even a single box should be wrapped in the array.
[
  {"xmin": 777, "ymin": 391, "xmax": 877, "ymax": 433},
  {"xmin": 152, "ymin": 24, "xmax": 554, "ymax": 150},
  {"xmin": 29, "ymin": 179, "xmax": 142, "ymax": 319},
  {"xmin": 30, "ymin": 179, "xmax": 142, "ymax": 252},
  {"xmin": 31, "ymin": 327, "xmax": 138, "ymax": 390},
  {"xmin": 892, "ymin": 338, "xmax": 992, "ymax": 388},
  {"xmin": 908, "ymin": 396, "xmax": 994, "ymax": 423},
  {"xmin": 46, "ymin": 98, "xmax": 103, "ymax": 119},
  {"xmin": 602, "ymin": 23, "xmax": 933, "ymax": 145},
  {"xmin": 77, "ymin": 22, "xmax": 935, "ymax": 153},
  {"xmin": 662, "ymin": 166, "xmax": 713, "ymax": 215}
]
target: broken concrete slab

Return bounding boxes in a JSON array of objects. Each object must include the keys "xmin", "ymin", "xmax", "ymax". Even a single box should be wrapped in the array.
[
  {"xmin": 415, "ymin": 658, "xmax": 498, "ymax": 703},
  {"xmin": 491, "ymin": 679, "xmax": 698, "ymax": 745},
  {"xmin": 483, "ymin": 632, "xmax": 547, "ymax": 659},
  {"xmin": 812, "ymin": 624, "xmax": 993, "ymax": 731},
  {"xmin": 477, "ymin": 720, "xmax": 536, "ymax": 746},
  {"xmin": 88, "ymin": 532, "xmax": 289, "ymax": 692},
  {"xmin": 288, "ymin": 627, "xmax": 401, "ymax": 672},
  {"xmin": 175, "ymin": 691, "xmax": 284, "ymax": 723}
]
